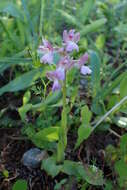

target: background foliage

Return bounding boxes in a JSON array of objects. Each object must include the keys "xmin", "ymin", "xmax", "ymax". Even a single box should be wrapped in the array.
[{"xmin": 0, "ymin": 0, "xmax": 127, "ymax": 189}]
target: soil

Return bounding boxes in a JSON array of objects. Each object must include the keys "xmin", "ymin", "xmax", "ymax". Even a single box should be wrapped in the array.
[{"xmin": 0, "ymin": 127, "xmax": 118, "ymax": 190}]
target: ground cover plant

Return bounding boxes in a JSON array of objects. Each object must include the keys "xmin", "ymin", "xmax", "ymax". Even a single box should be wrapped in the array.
[{"xmin": 0, "ymin": 0, "xmax": 127, "ymax": 189}]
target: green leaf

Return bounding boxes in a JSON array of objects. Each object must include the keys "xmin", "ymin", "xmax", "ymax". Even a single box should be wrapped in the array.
[
  {"xmin": 32, "ymin": 91, "xmax": 62, "ymax": 111},
  {"xmin": 2, "ymin": 169, "xmax": 9, "ymax": 178},
  {"xmin": 12, "ymin": 180, "xmax": 27, "ymax": 190},
  {"xmin": 0, "ymin": 2, "xmax": 24, "ymax": 21},
  {"xmin": 0, "ymin": 58, "xmax": 32, "ymax": 74},
  {"xmin": 75, "ymin": 106, "xmax": 92, "ymax": 149},
  {"xmin": 120, "ymin": 107, "xmax": 127, "ymax": 114},
  {"xmin": 18, "ymin": 104, "xmax": 32, "ymax": 121},
  {"xmin": 22, "ymin": 124, "xmax": 36, "ymax": 139},
  {"xmin": 67, "ymin": 67, "xmax": 78, "ymax": 85},
  {"xmin": 62, "ymin": 161, "xmax": 104, "ymax": 186},
  {"xmin": 104, "ymin": 181, "xmax": 113, "ymax": 190},
  {"xmin": 57, "ymin": 9, "xmax": 82, "ymax": 28},
  {"xmin": 21, "ymin": 0, "xmax": 35, "ymax": 38},
  {"xmin": 81, "ymin": 105, "xmax": 92, "ymax": 125},
  {"xmin": 54, "ymin": 179, "xmax": 67, "ymax": 190},
  {"xmin": 100, "ymin": 72, "xmax": 127, "ymax": 101},
  {"xmin": 80, "ymin": 0, "xmax": 95, "ymax": 24},
  {"xmin": 42, "ymin": 156, "xmax": 62, "ymax": 177},
  {"xmin": 19, "ymin": 91, "xmax": 62, "ymax": 121},
  {"xmin": 70, "ymin": 87, "xmax": 78, "ymax": 107},
  {"xmin": 115, "ymin": 159, "xmax": 127, "ymax": 187},
  {"xmin": 32, "ymin": 138, "xmax": 56, "ymax": 150},
  {"xmin": 62, "ymin": 160, "xmax": 86, "ymax": 178},
  {"xmin": 91, "ymin": 99, "xmax": 105, "ymax": 115},
  {"xmin": 89, "ymin": 50, "xmax": 101, "ymax": 97},
  {"xmin": 96, "ymin": 34, "xmax": 105, "ymax": 50},
  {"xmin": 107, "ymin": 95, "xmax": 120, "ymax": 110},
  {"xmin": 75, "ymin": 125, "xmax": 92, "ymax": 149},
  {"xmin": 34, "ymin": 127, "xmax": 59, "ymax": 142},
  {"xmin": 44, "ymin": 91, "xmax": 62, "ymax": 106},
  {"xmin": 120, "ymin": 134, "xmax": 127, "ymax": 154},
  {"xmin": 0, "ymin": 68, "xmax": 42, "ymax": 96},
  {"xmin": 120, "ymin": 75, "xmax": 127, "ymax": 99},
  {"xmin": 23, "ymin": 91, "xmax": 31, "ymax": 105},
  {"xmin": 80, "ymin": 18, "xmax": 107, "ymax": 36},
  {"xmin": 84, "ymin": 165, "xmax": 105, "ymax": 186},
  {"xmin": 114, "ymin": 117, "xmax": 127, "ymax": 128},
  {"xmin": 42, "ymin": 158, "xmax": 104, "ymax": 186}
]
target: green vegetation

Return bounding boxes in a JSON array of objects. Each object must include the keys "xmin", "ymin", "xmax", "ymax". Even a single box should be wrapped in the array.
[{"xmin": 0, "ymin": 0, "xmax": 127, "ymax": 189}]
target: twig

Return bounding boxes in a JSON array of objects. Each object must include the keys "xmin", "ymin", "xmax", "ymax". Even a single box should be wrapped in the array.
[
  {"xmin": 78, "ymin": 144, "xmax": 83, "ymax": 162},
  {"xmin": 108, "ymin": 128, "xmax": 121, "ymax": 138},
  {"xmin": 93, "ymin": 96, "xmax": 127, "ymax": 135},
  {"xmin": 6, "ymin": 135, "xmax": 28, "ymax": 141}
]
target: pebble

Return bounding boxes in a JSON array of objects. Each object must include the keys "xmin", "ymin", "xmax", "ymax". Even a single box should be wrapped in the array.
[{"xmin": 22, "ymin": 148, "xmax": 47, "ymax": 169}]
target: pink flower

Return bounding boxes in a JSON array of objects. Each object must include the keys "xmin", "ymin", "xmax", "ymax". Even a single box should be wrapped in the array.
[
  {"xmin": 47, "ymin": 67, "xmax": 65, "ymax": 91},
  {"xmin": 47, "ymin": 67, "xmax": 65, "ymax": 81},
  {"xmin": 75, "ymin": 53, "xmax": 92, "ymax": 75},
  {"xmin": 78, "ymin": 53, "xmax": 89, "ymax": 67},
  {"xmin": 52, "ymin": 79, "xmax": 61, "ymax": 92},
  {"xmin": 38, "ymin": 39, "xmax": 53, "ymax": 64},
  {"xmin": 38, "ymin": 30, "xmax": 92, "ymax": 92},
  {"xmin": 46, "ymin": 55, "xmax": 75, "ymax": 92},
  {"xmin": 58, "ymin": 56, "xmax": 74, "ymax": 70},
  {"xmin": 80, "ymin": 66, "xmax": 92, "ymax": 75},
  {"xmin": 63, "ymin": 29, "xmax": 80, "ymax": 52},
  {"xmin": 40, "ymin": 52, "xmax": 53, "ymax": 64}
]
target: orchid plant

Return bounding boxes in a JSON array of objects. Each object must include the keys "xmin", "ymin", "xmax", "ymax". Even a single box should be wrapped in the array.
[{"xmin": 38, "ymin": 29, "xmax": 91, "ymax": 163}]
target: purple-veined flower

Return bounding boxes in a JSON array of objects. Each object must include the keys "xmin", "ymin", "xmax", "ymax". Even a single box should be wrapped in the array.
[
  {"xmin": 38, "ymin": 30, "xmax": 92, "ymax": 92},
  {"xmin": 52, "ymin": 79, "xmax": 61, "ymax": 92},
  {"xmin": 80, "ymin": 65, "xmax": 92, "ymax": 75},
  {"xmin": 46, "ymin": 55, "xmax": 76, "ymax": 92},
  {"xmin": 47, "ymin": 67, "xmax": 65, "ymax": 91},
  {"xmin": 63, "ymin": 29, "xmax": 80, "ymax": 52},
  {"xmin": 46, "ymin": 56, "xmax": 74, "ymax": 92},
  {"xmin": 76, "ymin": 53, "xmax": 92, "ymax": 75},
  {"xmin": 58, "ymin": 56, "xmax": 74, "ymax": 70},
  {"xmin": 38, "ymin": 39, "xmax": 53, "ymax": 64},
  {"xmin": 78, "ymin": 53, "xmax": 89, "ymax": 67}
]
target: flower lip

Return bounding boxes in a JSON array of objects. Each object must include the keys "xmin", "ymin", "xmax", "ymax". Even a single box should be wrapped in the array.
[
  {"xmin": 80, "ymin": 65, "xmax": 92, "ymax": 75},
  {"xmin": 42, "ymin": 39, "xmax": 53, "ymax": 51},
  {"xmin": 78, "ymin": 53, "xmax": 89, "ymax": 67},
  {"xmin": 52, "ymin": 80, "xmax": 61, "ymax": 91},
  {"xmin": 40, "ymin": 52, "xmax": 53, "ymax": 64},
  {"xmin": 47, "ymin": 67, "xmax": 65, "ymax": 81},
  {"xmin": 58, "ymin": 56, "xmax": 75, "ymax": 70},
  {"xmin": 66, "ymin": 41, "xmax": 79, "ymax": 52},
  {"xmin": 63, "ymin": 29, "xmax": 80, "ymax": 52},
  {"xmin": 38, "ymin": 30, "xmax": 92, "ymax": 91},
  {"xmin": 38, "ymin": 39, "xmax": 54, "ymax": 64}
]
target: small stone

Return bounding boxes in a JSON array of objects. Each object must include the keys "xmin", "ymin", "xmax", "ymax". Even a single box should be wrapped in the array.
[{"xmin": 22, "ymin": 148, "xmax": 47, "ymax": 168}]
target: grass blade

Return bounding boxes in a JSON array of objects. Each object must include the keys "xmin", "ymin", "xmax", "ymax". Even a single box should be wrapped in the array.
[
  {"xmin": 57, "ymin": 9, "xmax": 83, "ymax": 28},
  {"xmin": 80, "ymin": 18, "xmax": 107, "ymax": 36}
]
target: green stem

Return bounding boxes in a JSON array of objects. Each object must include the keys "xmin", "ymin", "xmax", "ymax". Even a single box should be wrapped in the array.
[
  {"xmin": 57, "ymin": 77, "xmax": 67, "ymax": 163},
  {"xmin": 62, "ymin": 77, "xmax": 67, "ymax": 148},
  {"xmin": 63, "ymin": 77, "xmax": 67, "ymax": 110},
  {"xmin": 41, "ymin": 79, "xmax": 47, "ymax": 99}
]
